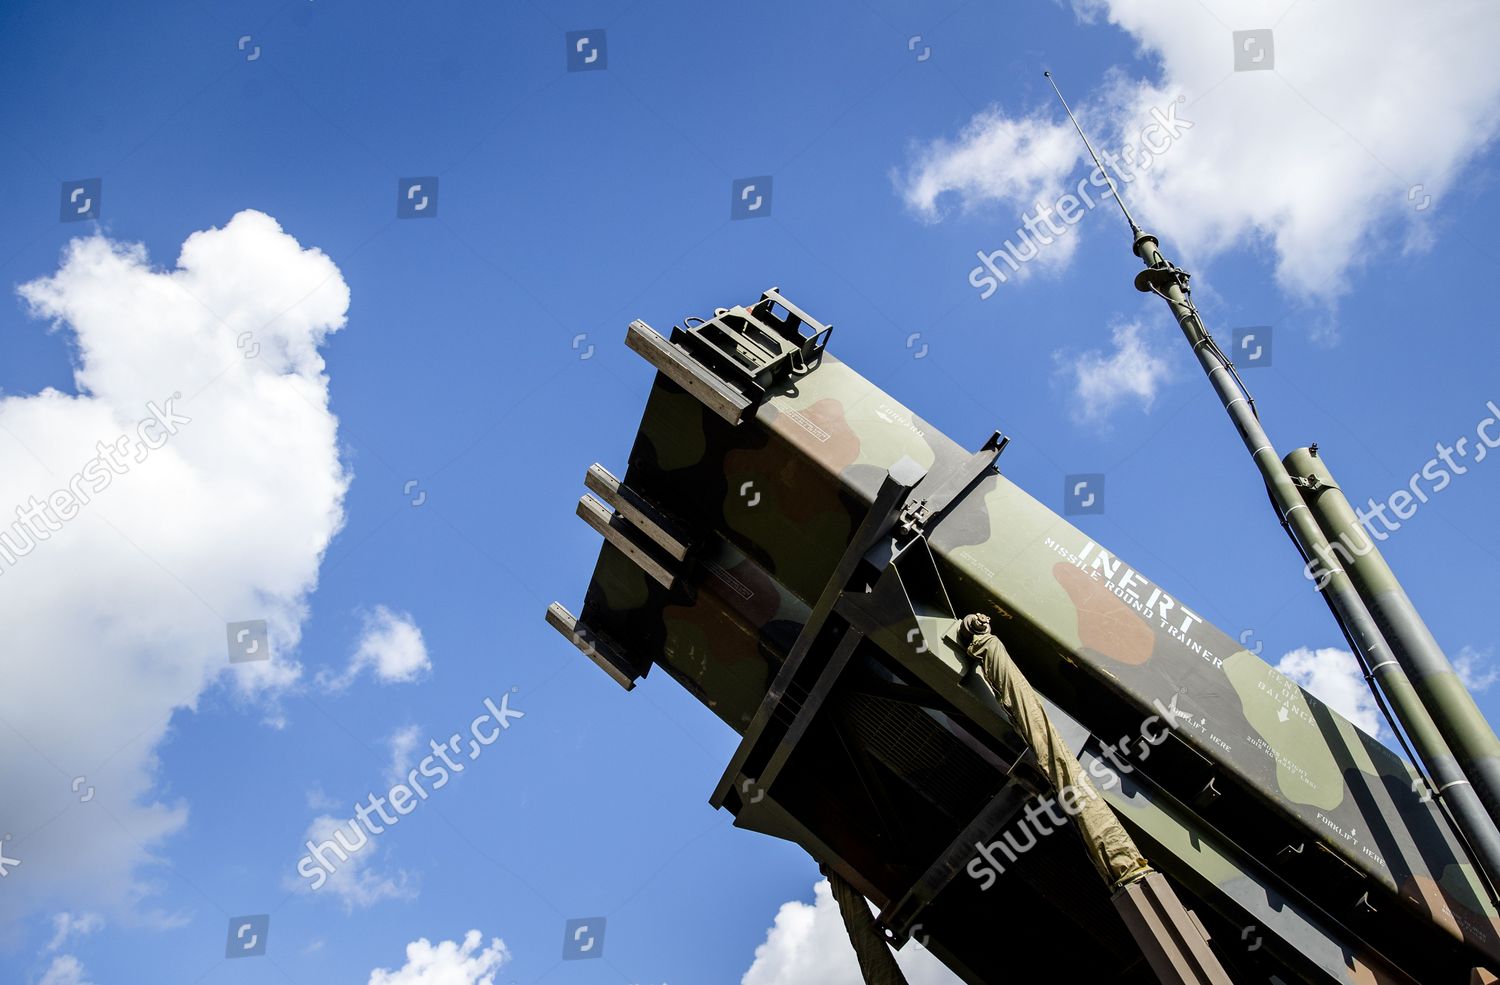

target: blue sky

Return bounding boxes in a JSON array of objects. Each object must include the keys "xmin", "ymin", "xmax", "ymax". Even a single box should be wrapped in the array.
[{"xmin": 2, "ymin": 1, "xmax": 1499, "ymax": 982}]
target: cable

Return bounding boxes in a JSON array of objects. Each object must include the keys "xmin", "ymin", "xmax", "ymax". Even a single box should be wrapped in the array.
[{"xmin": 1145, "ymin": 281, "xmax": 1261, "ymax": 421}]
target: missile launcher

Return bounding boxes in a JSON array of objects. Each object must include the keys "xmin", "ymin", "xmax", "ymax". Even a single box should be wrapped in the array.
[{"xmin": 549, "ymin": 288, "xmax": 1499, "ymax": 984}]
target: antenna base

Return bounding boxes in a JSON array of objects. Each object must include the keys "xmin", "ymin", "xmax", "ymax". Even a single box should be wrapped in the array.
[{"xmin": 1134, "ymin": 265, "xmax": 1182, "ymax": 295}]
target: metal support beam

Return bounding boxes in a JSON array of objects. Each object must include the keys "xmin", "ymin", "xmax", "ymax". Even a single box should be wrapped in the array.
[
  {"xmin": 876, "ymin": 783, "xmax": 1032, "ymax": 946},
  {"xmin": 584, "ymin": 463, "xmax": 689, "ymax": 561},
  {"xmin": 625, "ymin": 319, "xmax": 751, "ymax": 424},
  {"xmin": 1112, "ymin": 872, "xmax": 1234, "ymax": 985},
  {"xmin": 711, "ymin": 456, "xmax": 929, "ymax": 810},
  {"xmin": 544, "ymin": 603, "xmax": 644, "ymax": 690},
  {"xmin": 575, "ymin": 494, "xmax": 678, "ymax": 590},
  {"xmin": 899, "ymin": 430, "xmax": 1007, "ymax": 536}
]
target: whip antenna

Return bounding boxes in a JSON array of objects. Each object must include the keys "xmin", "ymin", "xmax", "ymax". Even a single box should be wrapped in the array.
[{"xmin": 1043, "ymin": 70, "xmax": 1140, "ymax": 237}]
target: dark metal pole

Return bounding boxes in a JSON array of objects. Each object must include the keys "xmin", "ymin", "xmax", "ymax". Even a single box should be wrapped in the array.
[
  {"xmin": 1128, "ymin": 233, "xmax": 1500, "ymax": 889},
  {"xmin": 1040, "ymin": 70, "xmax": 1500, "ymax": 886},
  {"xmin": 1285, "ymin": 445, "xmax": 1500, "ymax": 828}
]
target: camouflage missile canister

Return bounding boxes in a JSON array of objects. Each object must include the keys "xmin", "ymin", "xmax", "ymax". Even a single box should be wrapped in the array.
[{"xmin": 552, "ymin": 290, "xmax": 1499, "ymax": 984}]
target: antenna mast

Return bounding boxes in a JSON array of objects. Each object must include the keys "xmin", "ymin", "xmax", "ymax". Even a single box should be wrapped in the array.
[
  {"xmin": 1041, "ymin": 71, "xmax": 1500, "ymax": 894},
  {"xmin": 1044, "ymin": 71, "xmax": 1140, "ymax": 237}
]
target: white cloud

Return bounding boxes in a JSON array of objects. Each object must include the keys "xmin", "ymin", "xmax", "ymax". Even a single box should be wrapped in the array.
[
  {"xmin": 45, "ymin": 913, "xmax": 102, "ymax": 953},
  {"xmin": 368, "ymin": 930, "xmax": 509, "ymax": 985},
  {"xmin": 1455, "ymin": 646, "xmax": 1498, "ymax": 693},
  {"xmin": 0, "ymin": 211, "xmax": 349, "ymax": 933},
  {"xmin": 37, "ymin": 955, "xmax": 94, "ymax": 985},
  {"xmin": 1275, "ymin": 647, "xmax": 1384, "ymax": 738},
  {"xmin": 306, "ymin": 786, "xmax": 341, "ymax": 812},
  {"xmin": 900, "ymin": 0, "xmax": 1500, "ymax": 303},
  {"xmin": 901, "ymin": 108, "xmax": 1088, "ymax": 280},
  {"xmin": 742, "ymin": 880, "xmax": 961, "ymax": 985},
  {"xmin": 324, "ymin": 606, "xmax": 430, "ymax": 689},
  {"xmin": 1055, "ymin": 320, "xmax": 1171, "ymax": 423},
  {"xmin": 386, "ymin": 724, "xmax": 424, "ymax": 785},
  {"xmin": 296, "ymin": 814, "xmax": 415, "ymax": 911},
  {"xmin": 903, "ymin": 107, "xmax": 1083, "ymax": 223}
]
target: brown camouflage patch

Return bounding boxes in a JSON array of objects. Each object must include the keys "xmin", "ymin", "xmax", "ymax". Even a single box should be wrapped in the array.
[{"xmin": 1053, "ymin": 562, "xmax": 1155, "ymax": 665}]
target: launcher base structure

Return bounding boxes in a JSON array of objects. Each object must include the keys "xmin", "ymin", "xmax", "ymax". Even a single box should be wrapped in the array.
[{"xmin": 549, "ymin": 289, "xmax": 1500, "ymax": 985}]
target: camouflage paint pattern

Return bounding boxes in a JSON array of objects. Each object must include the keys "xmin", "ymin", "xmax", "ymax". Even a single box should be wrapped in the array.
[{"xmin": 569, "ymin": 334, "xmax": 1499, "ymax": 975}]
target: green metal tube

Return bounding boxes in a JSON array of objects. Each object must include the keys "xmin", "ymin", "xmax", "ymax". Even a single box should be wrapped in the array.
[
  {"xmin": 1285, "ymin": 445, "xmax": 1500, "ymax": 829},
  {"xmin": 1132, "ymin": 232, "xmax": 1500, "ymax": 890}
]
